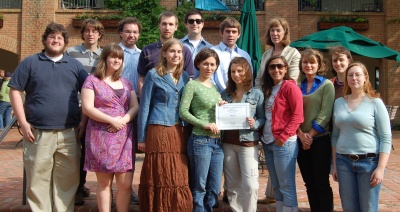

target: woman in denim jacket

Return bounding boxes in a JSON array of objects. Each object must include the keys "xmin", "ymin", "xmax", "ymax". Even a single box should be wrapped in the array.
[
  {"xmin": 220, "ymin": 57, "xmax": 265, "ymax": 212},
  {"xmin": 179, "ymin": 48, "xmax": 223, "ymax": 211},
  {"xmin": 261, "ymin": 55, "xmax": 303, "ymax": 211},
  {"xmin": 137, "ymin": 39, "xmax": 193, "ymax": 211}
]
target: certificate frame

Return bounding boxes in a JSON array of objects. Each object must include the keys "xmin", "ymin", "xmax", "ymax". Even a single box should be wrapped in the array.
[{"xmin": 216, "ymin": 103, "xmax": 250, "ymax": 130}]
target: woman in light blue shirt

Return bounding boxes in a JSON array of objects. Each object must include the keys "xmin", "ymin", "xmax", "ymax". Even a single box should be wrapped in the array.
[{"xmin": 331, "ymin": 62, "xmax": 391, "ymax": 212}]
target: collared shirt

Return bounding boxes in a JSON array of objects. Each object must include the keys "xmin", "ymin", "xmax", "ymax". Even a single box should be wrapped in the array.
[
  {"xmin": 211, "ymin": 42, "xmax": 253, "ymax": 92},
  {"xmin": 9, "ymin": 51, "xmax": 88, "ymax": 129},
  {"xmin": 180, "ymin": 35, "xmax": 213, "ymax": 79},
  {"xmin": 137, "ymin": 40, "xmax": 195, "ymax": 78},
  {"xmin": 118, "ymin": 42, "xmax": 141, "ymax": 95},
  {"xmin": 66, "ymin": 44, "xmax": 102, "ymax": 74}
]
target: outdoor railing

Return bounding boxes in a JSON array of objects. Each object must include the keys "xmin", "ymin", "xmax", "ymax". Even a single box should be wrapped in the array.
[
  {"xmin": 60, "ymin": 0, "xmax": 104, "ymax": 9},
  {"xmin": 185, "ymin": 0, "xmax": 265, "ymax": 11},
  {"xmin": 0, "ymin": 0, "xmax": 22, "ymax": 9},
  {"xmin": 298, "ymin": 0, "xmax": 383, "ymax": 12}
]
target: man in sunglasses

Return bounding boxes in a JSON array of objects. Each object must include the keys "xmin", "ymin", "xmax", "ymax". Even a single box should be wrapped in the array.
[
  {"xmin": 211, "ymin": 17, "xmax": 253, "ymax": 93},
  {"xmin": 137, "ymin": 11, "xmax": 194, "ymax": 96},
  {"xmin": 180, "ymin": 9, "xmax": 212, "ymax": 79}
]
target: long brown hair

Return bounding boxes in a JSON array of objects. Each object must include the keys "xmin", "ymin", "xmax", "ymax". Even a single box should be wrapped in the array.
[
  {"xmin": 262, "ymin": 55, "xmax": 291, "ymax": 99},
  {"xmin": 225, "ymin": 57, "xmax": 252, "ymax": 97},
  {"xmin": 343, "ymin": 62, "xmax": 380, "ymax": 98},
  {"xmin": 155, "ymin": 38, "xmax": 184, "ymax": 79},
  {"xmin": 94, "ymin": 43, "xmax": 124, "ymax": 81}
]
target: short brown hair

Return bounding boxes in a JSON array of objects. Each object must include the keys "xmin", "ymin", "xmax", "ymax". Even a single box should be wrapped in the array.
[
  {"xmin": 220, "ymin": 17, "xmax": 241, "ymax": 35},
  {"xmin": 94, "ymin": 43, "xmax": 124, "ymax": 81},
  {"xmin": 194, "ymin": 48, "xmax": 220, "ymax": 71},
  {"xmin": 265, "ymin": 18, "xmax": 291, "ymax": 47},
  {"xmin": 80, "ymin": 19, "xmax": 105, "ymax": 41},
  {"xmin": 42, "ymin": 22, "xmax": 69, "ymax": 46},
  {"xmin": 184, "ymin": 9, "xmax": 203, "ymax": 23},
  {"xmin": 158, "ymin": 11, "xmax": 178, "ymax": 25},
  {"xmin": 226, "ymin": 57, "xmax": 252, "ymax": 96},
  {"xmin": 329, "ymin": 46, "xmax": 353, "ymax": 76},
  {"xmin": 300, "ymin": 49, "xmax": 327, "ymax": 76},
  {"xmin": 117, "ymin": 17, "xmax": 142, "ymax": 34}
]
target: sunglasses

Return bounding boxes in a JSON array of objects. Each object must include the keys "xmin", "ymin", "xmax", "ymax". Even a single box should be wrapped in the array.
[
  {"xmin": 268, "ymin": 63, "xmax": 286, "ymax": 70},
  {"xmin": 187, "ymin": 19, "xmax": 203, "ymax": 24}
]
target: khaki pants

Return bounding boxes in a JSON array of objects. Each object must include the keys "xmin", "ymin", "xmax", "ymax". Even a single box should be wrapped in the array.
[{"xmin": 24, "ymin": 128, "xmax": 80, "ymax": 212}]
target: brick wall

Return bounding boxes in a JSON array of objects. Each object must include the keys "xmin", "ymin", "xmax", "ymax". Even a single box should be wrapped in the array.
[{"xmin": 1, "ymin": 0, "xmax": 400, "ymax": 120}]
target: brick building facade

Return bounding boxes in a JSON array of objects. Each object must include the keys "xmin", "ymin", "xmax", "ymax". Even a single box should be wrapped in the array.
[{"xmin": 0, "ymin": 0, "xmax": 399, "ymax": 119}]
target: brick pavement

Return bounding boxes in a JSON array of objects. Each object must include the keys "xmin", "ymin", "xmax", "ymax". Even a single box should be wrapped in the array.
[{"xmin": 1, "ymin": 129, "xmax": 400, "ymax": 212}]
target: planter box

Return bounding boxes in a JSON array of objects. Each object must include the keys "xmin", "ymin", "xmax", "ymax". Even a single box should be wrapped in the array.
[
  {"xmin": 204, "ymin": 20, "xmax": 222, "ymax": 29},
  {"xmin": 317, "ymin": 22, "xmax": 369, "ymax": 31},
  {"xmin": 0, "ymin": 19, "xmax": 3, "ymax": 29},
  {"xmin": 72, "ymin": 19, "xmax": 120, "ymax": 28}
]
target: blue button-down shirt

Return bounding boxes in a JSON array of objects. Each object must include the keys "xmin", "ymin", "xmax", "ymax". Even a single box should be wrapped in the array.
[
  {"xmin": 119, "ymin": 42, "xmax": 141, "ymax": 96},
  {"xmin": 211, "ymin": 42, "xmax": 253, "ymax": 92},
  {"xmin": 180, "ymin": 35, "xmax": 212, "ymax": 79}
]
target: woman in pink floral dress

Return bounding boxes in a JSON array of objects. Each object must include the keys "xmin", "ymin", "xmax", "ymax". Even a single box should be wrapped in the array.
[{"xmin": 81, "ymin": 43, "xmax": 139, "ymax": 211}]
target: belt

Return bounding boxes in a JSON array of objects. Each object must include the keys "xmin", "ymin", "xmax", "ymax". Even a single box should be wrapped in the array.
[{"xmin": 338, "ymin": 153, "xmax": 377, "ymax": 161}]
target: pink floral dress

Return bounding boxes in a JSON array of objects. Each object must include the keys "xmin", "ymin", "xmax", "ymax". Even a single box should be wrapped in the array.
[{"xmin": 83, "ymin": 75, "xmax": 134, "ymax": 173}]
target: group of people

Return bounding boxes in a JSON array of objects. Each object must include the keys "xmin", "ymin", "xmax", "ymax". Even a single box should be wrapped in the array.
[{"xmin": 7, "ymin": 7, "xmax": 391, "ymax": 212}]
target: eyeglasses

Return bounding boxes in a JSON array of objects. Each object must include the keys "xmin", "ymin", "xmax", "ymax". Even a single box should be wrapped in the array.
[
  {"xmin": 84, "ymin": 29, "xmax": 99, "ymax": 34},
  {"xmin": 347, "ymin": 74, "xmax": 365, "ymax": 79},
  {"xmin": 268, "ymin": 63, "xmax": 286, "ymax": 70},
  {"xmin": 122, "ymin": 30, "xmax": 139, "ymax": 35},
  {"xmin": 187, "ymin": 19, "xmax": 203, "ymax": 25}
]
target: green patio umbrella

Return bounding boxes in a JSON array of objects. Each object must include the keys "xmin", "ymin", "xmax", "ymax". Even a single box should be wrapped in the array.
[
  {"xmin": 290, "ymin": 26, "xmax": 400, "ymax": 62},
  {"xmin": 237, "ymin": 0, "xmax": 263, "ymax": 79}
]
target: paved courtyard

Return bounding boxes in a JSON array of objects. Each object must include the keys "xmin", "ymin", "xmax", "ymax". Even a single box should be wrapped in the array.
[{"xmin": 1, "ymin": 129, "xmax": 400, "ymax": 211}]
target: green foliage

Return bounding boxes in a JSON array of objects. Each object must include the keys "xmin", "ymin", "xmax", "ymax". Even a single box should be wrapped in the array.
[
  {"xmin": 203, "ymin": 13, "xmax": 239, "ymax": 21},
  {"xmin": 174, "ymin": 1, "xmax": 195, "ymax": 40},
  {"xmin": 319, "ymin": 16, "xmax": 368, "ymax": 23},
  {"xmin": 74, "ymin": 13, "xmax": 124, "ymax": 20},
  {"xmin": 0, "ymin": 13, "xmax": 3, "ymax": 20},
  {"xmin": 387, "ymin": 18, "xmax": 400, "ymax": 24},
  {"xmin": 105, "ymin": 0, "xmax": 167, "ymax": 48}
]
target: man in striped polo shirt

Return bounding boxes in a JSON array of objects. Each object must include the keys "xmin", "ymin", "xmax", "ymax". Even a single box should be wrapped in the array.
[{"xmin": 66, "ymin": 18, "xmax": 104, "ymax": 205}]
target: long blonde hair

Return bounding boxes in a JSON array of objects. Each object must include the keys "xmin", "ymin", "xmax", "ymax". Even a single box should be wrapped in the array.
[{"xmin": 155, "ymin": 38, "xmax": 184, "ymax": 79}]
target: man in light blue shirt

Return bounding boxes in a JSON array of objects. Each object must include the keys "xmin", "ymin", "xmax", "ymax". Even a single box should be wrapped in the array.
[
  {"xmin": 118, "ymin": 17, "xmax": 142, "ymax": 97},
  {"xmin": 180, "ymin": 9, "xmax": 212, "ymax": 79},
  {"xmin": 117, "ymin": 17, "xmax": 142, "ymax": 205},
  {"xmin": 211, "ymin": 17, "xmax": 253, "ymax": 92}
]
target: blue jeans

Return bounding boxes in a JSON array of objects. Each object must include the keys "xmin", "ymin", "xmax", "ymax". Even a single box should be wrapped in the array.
[
  {"xmin": 336, "ymin": 153, "xmax": 382, "ymax": 212},
  {"xmin": 0, "ymin": 101, "xmax": 12, "ymax": 129},
  {"xmin": 187, "ymin": 134, "xmax": 224, "ymax": 212},
  {"xmin": 263, "ymin": 140, "xmax": 298, "ymax": 208}
]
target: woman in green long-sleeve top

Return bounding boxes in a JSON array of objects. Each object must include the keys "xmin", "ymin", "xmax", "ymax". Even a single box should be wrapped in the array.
[
  {"xmin": 179, "ymin": 48, "xmax": 224, "ymax": 211},
  {"xmin": 297, "ymin": 49, "xmax": 335, "ymax": 211},
  {"xmin": 0, "ymin": 72, "xmax": 12, "ymax": 130}
]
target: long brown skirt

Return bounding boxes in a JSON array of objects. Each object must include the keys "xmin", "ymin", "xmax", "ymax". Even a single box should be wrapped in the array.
[{"xmin": 139, "ymin": 124, "xmax": 193, "ymax": 212}]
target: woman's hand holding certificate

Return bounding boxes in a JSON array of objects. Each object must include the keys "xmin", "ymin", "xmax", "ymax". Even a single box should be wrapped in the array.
[{"xmin": 215, "ymin": 103, "xmax": 250, "ymax": 130}]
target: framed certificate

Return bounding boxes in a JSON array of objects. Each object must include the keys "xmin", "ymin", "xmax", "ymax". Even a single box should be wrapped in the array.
[{"xmin": 216, "ymin": 103, "xmax": 250, "ymax": 130}]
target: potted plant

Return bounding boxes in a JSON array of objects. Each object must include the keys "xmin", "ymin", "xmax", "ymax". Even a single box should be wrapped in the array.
[
  {"xmin": 203, "ymin": 13, "xmax": 239, "ymax": 29},
  {"xmin": 72, "ymin": 13, "xmax": 124, "ymax": 28},
  {"xmin": 317, "ymin": 16, "xmax": 369, "ymax": 31},
  {"xmin": 387, "ymin": 18, "xmax": 400, "ymax": 24},
  {"xmin": 0, "ymin": 13, "xmax": 3, "ymax": 29}
]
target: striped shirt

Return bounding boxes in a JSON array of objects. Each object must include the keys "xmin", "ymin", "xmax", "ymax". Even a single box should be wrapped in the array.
[{"xmin": 66, "ymin": 44, "xmax": 102, "ymax": 74}]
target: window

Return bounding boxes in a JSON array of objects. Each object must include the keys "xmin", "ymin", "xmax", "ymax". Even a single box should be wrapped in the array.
[{"xmin": 298, "ymin": 0, "xmax": 383, "ymax": 12}]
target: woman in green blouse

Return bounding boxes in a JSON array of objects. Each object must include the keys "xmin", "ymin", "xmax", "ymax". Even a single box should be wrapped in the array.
[{"xmin": 179, "ymin": 48, "xmax": 224, "ymax": 211}]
